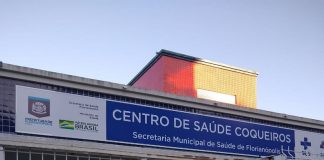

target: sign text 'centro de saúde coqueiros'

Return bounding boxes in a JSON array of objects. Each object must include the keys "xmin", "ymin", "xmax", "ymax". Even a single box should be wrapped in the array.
[
  {"xmin": 107, "ymin": 100, "xmax": 294, "ymax": 157},
  {"xmin": 16, "ymin": 86, "xmax": 324, "ymax": 159}
]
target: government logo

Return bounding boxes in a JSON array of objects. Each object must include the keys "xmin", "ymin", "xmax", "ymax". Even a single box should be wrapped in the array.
[
  {"xmin": 28, "ymin": 96, "xmax": 50, "ymax": 118},
  {"xmin": 59, "ymin": 120, "xmax": 75, "ymax": 130}
]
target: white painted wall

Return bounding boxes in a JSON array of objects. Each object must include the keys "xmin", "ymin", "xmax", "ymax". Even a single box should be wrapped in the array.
[{"xmin": 197, "ymin": 89, "xmax": 236, "ymax": 105}]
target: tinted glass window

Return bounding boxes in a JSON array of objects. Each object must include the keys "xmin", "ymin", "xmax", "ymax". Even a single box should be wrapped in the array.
[
  {"xmin": 43, "ymin": 154, "xmax": 54, "ymax": 160},
  {"xmin": 18, "ymin": 152, "xmax": 29, "ymax": 160},
  {"xmin": 5, "ymin": 151, "xmax": 16, "ymax": 160},
  {"xmin": 31, "ymin": 153, "xmax": 42, "ymax": 160}
]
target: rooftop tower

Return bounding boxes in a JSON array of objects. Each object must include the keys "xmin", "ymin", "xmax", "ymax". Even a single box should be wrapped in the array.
[{"xmin": 129, "ymin": 49, "xmax": 258, "ymax": 108}]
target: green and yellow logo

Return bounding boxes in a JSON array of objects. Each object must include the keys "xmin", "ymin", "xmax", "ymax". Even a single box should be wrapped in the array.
[{"xmin": 59, "ymin": 120, "xmax": 74, "ymax": 130}]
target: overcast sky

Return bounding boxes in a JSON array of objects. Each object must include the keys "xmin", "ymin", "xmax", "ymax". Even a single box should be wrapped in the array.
[{"xmin": 1, "ymin": 0, "xmax": 324, "ymax": 121}]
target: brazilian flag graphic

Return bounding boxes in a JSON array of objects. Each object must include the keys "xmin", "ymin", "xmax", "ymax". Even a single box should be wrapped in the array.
[{"xmin": 59, "ymin": 120, "xmax": 74, "ymax": 130}]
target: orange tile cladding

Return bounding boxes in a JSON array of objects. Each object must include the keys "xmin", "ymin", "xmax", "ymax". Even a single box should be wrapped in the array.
[{"xmin": 194, "ymin": 63, "xmax": 256, "ymax": 108}]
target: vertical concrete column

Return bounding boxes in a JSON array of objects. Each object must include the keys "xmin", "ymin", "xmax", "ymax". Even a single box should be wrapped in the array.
[{"xmin": 0, "ymin": 146, "xmax": 4, "ymax": 160}]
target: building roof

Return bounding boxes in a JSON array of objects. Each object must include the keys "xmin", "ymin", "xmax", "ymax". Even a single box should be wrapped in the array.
[
  {"xmin": 1, "ymin": 61, "xmax": 324, "ymax": 131},
  {"xmin": 128, "ymin": 49, "xmax": 258, "ymax": 85}
]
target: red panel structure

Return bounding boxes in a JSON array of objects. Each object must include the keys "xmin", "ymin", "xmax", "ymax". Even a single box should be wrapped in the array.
[
  {"xmin": 133, "ymin": 56, "xmax": 196, "ymax": 97},
  {"xmin": 132, "ymin": 56, "xmax": 164, "ymax": 92},
  {"xmin": 163, "ymin": 56, "xmax": 196, "ymax": 97}
]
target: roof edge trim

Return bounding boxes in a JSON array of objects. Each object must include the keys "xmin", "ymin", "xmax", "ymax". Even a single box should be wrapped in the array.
[
  {"xmin": 159, "ymin": 49, "xmax": 258, "ymax": 75},
  {"xmin": 128, "ymin": 49, "xmax": 258, "ymax": 85},
  {"xmin": 128, "ymin": 53, "xmax": 161, "ymax": 85}
]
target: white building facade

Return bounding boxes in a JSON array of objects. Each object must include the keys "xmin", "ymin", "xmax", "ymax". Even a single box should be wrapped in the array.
[{"xmin": 1, "ymin": 62, "xmax": 324, "ymax": 160}]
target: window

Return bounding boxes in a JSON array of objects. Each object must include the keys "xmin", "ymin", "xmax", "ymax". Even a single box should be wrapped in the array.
[
  {"xmin": 55, "ymin": 154, "xmax": 66, "ymax": 160},
  {"xmin": 4, "ymin": 147, "xmax": 139, "ymax": 160},
  {"xmin": 43, "ymin": 154, "xmax": 54, "ymax": 160},
  {"xmin": 18, "ymin": 152, "xmax": 29, "ymax": 160},
  {"xmin": 31, "ymin": 153, "xmax": 42, "ymax": 160},
  {"xmin": 5, "ymin": 151, "xmax": 16, "ymax": 160}
]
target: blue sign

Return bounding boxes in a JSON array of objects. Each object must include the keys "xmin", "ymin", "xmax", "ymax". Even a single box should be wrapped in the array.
[{"xmin": 106, "ymin": 101, "xmax": 295, "ymax": 157}]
